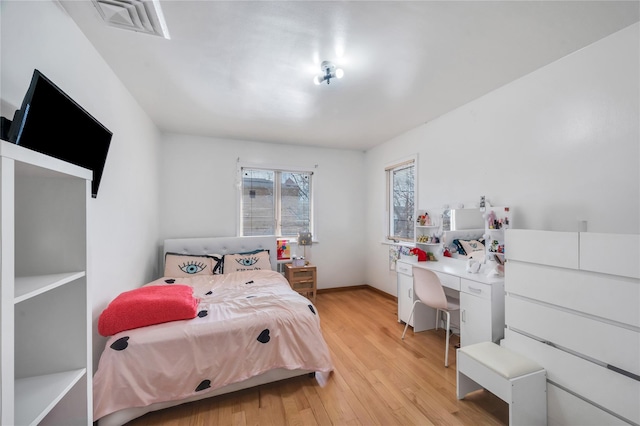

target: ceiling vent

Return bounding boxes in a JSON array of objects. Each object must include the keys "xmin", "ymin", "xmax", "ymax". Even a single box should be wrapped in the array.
[{"xmin": 91, "ymin": 0, "xmax": 170, "ymax": 39}]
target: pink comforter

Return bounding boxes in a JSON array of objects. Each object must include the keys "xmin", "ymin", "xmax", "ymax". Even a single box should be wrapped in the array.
[{"xmin": 93, "ymin": 270, "xmax": 334, "ymax": 421}]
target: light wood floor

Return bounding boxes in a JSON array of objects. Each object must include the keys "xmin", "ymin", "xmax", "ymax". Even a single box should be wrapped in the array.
[{"xmin": 127, "ymin": 287, "xmax": 507, "ymax": 425}]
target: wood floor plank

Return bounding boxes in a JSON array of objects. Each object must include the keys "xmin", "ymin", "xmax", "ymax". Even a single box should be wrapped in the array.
[{"xmin": 125, "ymin": 287, "xmax": 508, "ymax": 425}]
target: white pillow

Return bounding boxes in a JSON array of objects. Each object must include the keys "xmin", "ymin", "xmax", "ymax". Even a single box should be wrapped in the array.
[
  {"xmin": 223, "ymin": 251, "xmax": 272, "ymax": 273},
  {"xmin": 164, "ymin": 253, "xmax": 214, "ymax": 277}
]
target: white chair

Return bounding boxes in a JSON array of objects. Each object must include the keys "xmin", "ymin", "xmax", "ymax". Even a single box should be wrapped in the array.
[{"xmin": 401, "ymin": 267, "xmax": 460, "ymax": 367}]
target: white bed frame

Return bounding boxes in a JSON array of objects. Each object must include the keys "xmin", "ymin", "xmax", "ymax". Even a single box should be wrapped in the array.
[{"xmin": 98, "ymin": 236, "xmax": 312, "ymax": 426}]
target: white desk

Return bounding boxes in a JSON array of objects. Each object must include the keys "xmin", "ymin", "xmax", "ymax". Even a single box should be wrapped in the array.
[{"xmin": 397, "ymin": 257, "xmax": 505, "ymax": 347}]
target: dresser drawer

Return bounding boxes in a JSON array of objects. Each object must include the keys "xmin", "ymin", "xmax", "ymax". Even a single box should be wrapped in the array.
[
  {"xmin": 435, "ymin": 271, "xmax": 460, "ymax": 291},
  {"xmin": 461, "ymin": 279, "xmax": 492, "ymax": 300}
]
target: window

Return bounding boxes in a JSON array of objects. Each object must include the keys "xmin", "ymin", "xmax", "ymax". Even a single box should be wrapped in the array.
[
  {"xmin": 240, "ymin": 166, "xmax": 313, "ymax": 237},
  {"xmin": 386, "ymin": 157, "xmax": 416, "ymax": 242}
]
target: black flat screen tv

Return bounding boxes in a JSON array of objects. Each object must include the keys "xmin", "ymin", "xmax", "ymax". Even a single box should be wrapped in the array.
[{"xmin": 8, "ymin": 69, "xmax": 112, "ymax": 198}]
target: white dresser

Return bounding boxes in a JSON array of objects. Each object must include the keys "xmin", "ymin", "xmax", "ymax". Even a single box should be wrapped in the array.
[
  {"xmin": 397, "ymin": 257, "xmax": 505, "ymax": 347},
  {"xmin": 502, "ymin": 230, "xmax": 639, "ymax": 426}
]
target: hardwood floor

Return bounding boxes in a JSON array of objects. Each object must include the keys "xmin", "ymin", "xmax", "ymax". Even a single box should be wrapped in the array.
[{"xmin": 127, "ymin": 287, "xmax": 508, "ymax": 425}]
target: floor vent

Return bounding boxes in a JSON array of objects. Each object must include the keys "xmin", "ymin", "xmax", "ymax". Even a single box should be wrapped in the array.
[{"xmin": 91, "ymin": 0, "xmax": 170, "ymax": 39}]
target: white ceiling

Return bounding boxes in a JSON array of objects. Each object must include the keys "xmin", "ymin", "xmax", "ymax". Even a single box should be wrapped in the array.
[{"xmin": 60, "ymin": 1, "xmax": 639, "ymax": 151}]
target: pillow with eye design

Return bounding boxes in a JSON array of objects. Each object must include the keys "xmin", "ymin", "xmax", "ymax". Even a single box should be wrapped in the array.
[
  {"xmin": 164, "ymin": 253, "xmax": 215, "ymax": 277},
  {"xmin": 223, "ymin": 250, "xmax": 272, "ymax": 273},
  {"xmin": 458, "ymin": 239, "xmax": 485, "ymax": 257}
]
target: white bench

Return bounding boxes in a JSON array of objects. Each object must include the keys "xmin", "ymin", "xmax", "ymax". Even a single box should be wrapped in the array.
[{"xmin": 457, "ymin": 341, "xmax": 547, "ymax": 425}]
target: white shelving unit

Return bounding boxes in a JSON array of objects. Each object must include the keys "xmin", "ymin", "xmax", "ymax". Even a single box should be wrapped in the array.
[
  {"xmin": 415, "ymin": 209, "xmax": 443, "ymax": 258},
  {"xmin": 1, "ymin": 140, "xmax": 92, "ymax": 425},
  {"xmin": 483, "ymin": 206, "xmax": 511, "ymax": 264}
]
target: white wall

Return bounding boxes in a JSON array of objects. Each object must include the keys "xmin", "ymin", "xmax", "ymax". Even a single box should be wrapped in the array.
[
  {"xmin": 159, "ymin": 133, "xmax": 366, "ymax": 290},
  {"xmin": 364, "ymin": 23, "xmax": 640, "ymax": 296},
  {"xmin": 0, "ymin": 0, "xmax": 162, "ymax": 369}
]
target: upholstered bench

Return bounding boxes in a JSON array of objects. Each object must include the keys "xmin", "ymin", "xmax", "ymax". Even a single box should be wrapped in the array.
[{"xmin": 457, "ymin": 341, "xmax": 547, "ymax": 425}]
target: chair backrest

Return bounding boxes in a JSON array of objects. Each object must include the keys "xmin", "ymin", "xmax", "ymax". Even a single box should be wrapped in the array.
[{"xmin": 413, "ymin": 267, "xmax": 449, "ymax": 310}]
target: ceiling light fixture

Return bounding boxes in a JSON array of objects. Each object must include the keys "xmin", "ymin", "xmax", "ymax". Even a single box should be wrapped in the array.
[{"xmin": 313, "ymin": 61, "xmax": 344, "ymax": 85}]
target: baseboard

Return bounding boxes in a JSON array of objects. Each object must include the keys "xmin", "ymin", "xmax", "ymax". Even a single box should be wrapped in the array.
[{"xmin": 317, "ymin": 285, "xmax": 397, "ymax": 302}]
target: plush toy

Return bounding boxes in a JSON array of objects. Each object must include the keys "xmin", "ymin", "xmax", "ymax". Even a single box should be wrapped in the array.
[{"xmin": 409, "ymin": 247, "xmax": 427, "ymax": 261}]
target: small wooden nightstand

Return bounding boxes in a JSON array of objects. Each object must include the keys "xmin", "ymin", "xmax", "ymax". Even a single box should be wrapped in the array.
[{"xmin": 284, "ymin": 263, "xmax": 317, "ymax": 302}]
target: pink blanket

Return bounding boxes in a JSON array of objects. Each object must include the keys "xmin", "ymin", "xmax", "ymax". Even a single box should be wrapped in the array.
[
  {"xmin": 93, "ymin": 270, "xmax": 334, "ymax": 421},
  {"xmin": 98, "ymin": 284, "xmax": 200, "ymax": 336}
]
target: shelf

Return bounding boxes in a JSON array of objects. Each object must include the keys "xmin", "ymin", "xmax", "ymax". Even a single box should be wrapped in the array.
[
  {"xmin": 416, "ymin": 225, "xmax": 440, "ymax": 229},
  {"xmin": 15, "ymin": 368, "xmax": 86, "ymax": 426},
  {"xmin": 417, "ymin": 242, "xmax": 441, "ymax": 246},
  {"xmin": 14, "ymin": 272, "xmax": 85, "ymax": 304},
  {"xmin": 2, "ymin": 140, "xmax": 92, "ymax": 180}
]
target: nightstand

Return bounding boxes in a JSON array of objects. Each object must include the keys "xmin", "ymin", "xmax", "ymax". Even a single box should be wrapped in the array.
[{"xmin": 284, "ymin": 263, "xmax": 317, "ymax": 302}]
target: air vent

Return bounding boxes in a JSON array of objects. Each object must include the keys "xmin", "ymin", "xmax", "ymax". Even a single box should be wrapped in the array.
[{"xmin": 91, "ymin": 0, "xmax": 170, "ymax": 39}]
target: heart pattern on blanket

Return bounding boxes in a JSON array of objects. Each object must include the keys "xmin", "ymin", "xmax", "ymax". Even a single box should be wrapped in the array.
[
  {"xmin": 198, "ymin": 310, "xmax": 208, "ymax": 318},
  {"xmin": 257, "ymin": 329, "xmax": 270, "ymax": 343},
  {"xmin": 308, "ymin": 305, "xmax": 316, "ymax": 315},
  {"xmin": 195, "ymin": 379, "xmax": 211, "ymax": 392},
  {"xmin": 165, "ymin": 279, "xmax": 175, "ymax": 284},
  {"xmin": 110, "ymin": 336, "xmax": 130, "ymax": 351}
]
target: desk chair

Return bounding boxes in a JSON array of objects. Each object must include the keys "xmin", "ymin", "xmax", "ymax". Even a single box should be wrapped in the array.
[{"xmin": 401, "ymin": 267, "xmax": 460, "ymax": 367}]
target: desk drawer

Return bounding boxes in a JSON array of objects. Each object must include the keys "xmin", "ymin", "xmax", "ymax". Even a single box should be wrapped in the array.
[
  {"xmin": 461, "ymin": 279, "xmax": 491, "ymax": 300},
  {"xmin": 435, "ymin": 272, "xmax": 460, "ymax": 291},
  {"xmin": 396, "ymin": 261, "xmax": 413, "ymax": 276}
]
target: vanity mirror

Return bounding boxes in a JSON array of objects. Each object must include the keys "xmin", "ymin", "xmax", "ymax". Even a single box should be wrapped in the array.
[{"xmin": 442, "ymin": 208, "xmax": 484, "ymax": 231}]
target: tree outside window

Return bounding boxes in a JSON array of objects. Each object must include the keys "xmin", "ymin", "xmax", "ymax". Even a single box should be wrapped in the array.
[{"xmin": 387, "ymin": 160, "xmax": 415, "ymax": 242}]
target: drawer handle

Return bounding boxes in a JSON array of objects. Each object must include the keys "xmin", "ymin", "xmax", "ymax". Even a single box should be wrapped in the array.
[
  {"xmin": 461, "ymin": 310, "xmax": 466, "ymax": 322},
  {"xmin": 468, "ymin": 286, "xmax": 482, "ymax": 294}
]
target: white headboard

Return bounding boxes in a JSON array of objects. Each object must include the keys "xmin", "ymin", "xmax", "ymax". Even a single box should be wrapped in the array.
[{"xmin": 163, "ymin": 236, "xmax": 278, "ymax": 271}]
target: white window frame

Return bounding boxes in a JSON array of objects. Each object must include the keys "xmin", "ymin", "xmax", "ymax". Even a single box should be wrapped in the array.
[
  {"xmin": 237, "ymin": 162, "xmax": 315, "ymax": 239},
  {"xmin": 385, "ymin": 154, "xmax": 418, "ymax": 243}
]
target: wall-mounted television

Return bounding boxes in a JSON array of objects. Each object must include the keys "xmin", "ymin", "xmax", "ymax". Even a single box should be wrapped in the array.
[{"xmin": 8, "ymin": 69, "xmax": 112, "ymax": 198}]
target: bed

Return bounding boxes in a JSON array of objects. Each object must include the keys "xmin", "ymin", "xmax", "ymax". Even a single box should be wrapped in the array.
[{"xmin": 93, "ymin": 236, "xmax": 334, "ymax": 426}]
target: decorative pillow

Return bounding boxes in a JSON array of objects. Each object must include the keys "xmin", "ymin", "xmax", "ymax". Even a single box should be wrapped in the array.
[
  {"xmin": 451, "ymin": 239, "xmax": 466, "ymax": 255},
  {"xmin": 223, "ymin": 250, "xmax": 272, "ymax": 273},
  {"xmin": 459, "ymin": 239, "xmax": 485, "ymax": 256},
  {"xmin": 98, "ymin": 284, "xmax": 200, "ymax": 336},
  {"xmin": 164, "ymin": 253, "xmax": 215, "ymax": 277},
  {"xmin": 206, "ymin": 254, "xmax": 224, "ymax": 275}
]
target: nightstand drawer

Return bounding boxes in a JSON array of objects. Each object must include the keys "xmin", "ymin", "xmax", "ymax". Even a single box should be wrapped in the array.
[
  {"xmin": 290, "ymin": 269, "xmax": 315, "ymax": 280},
  {"xmin": 291, "ymin": 280, "xmax": 314, "ymax": 290}
]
